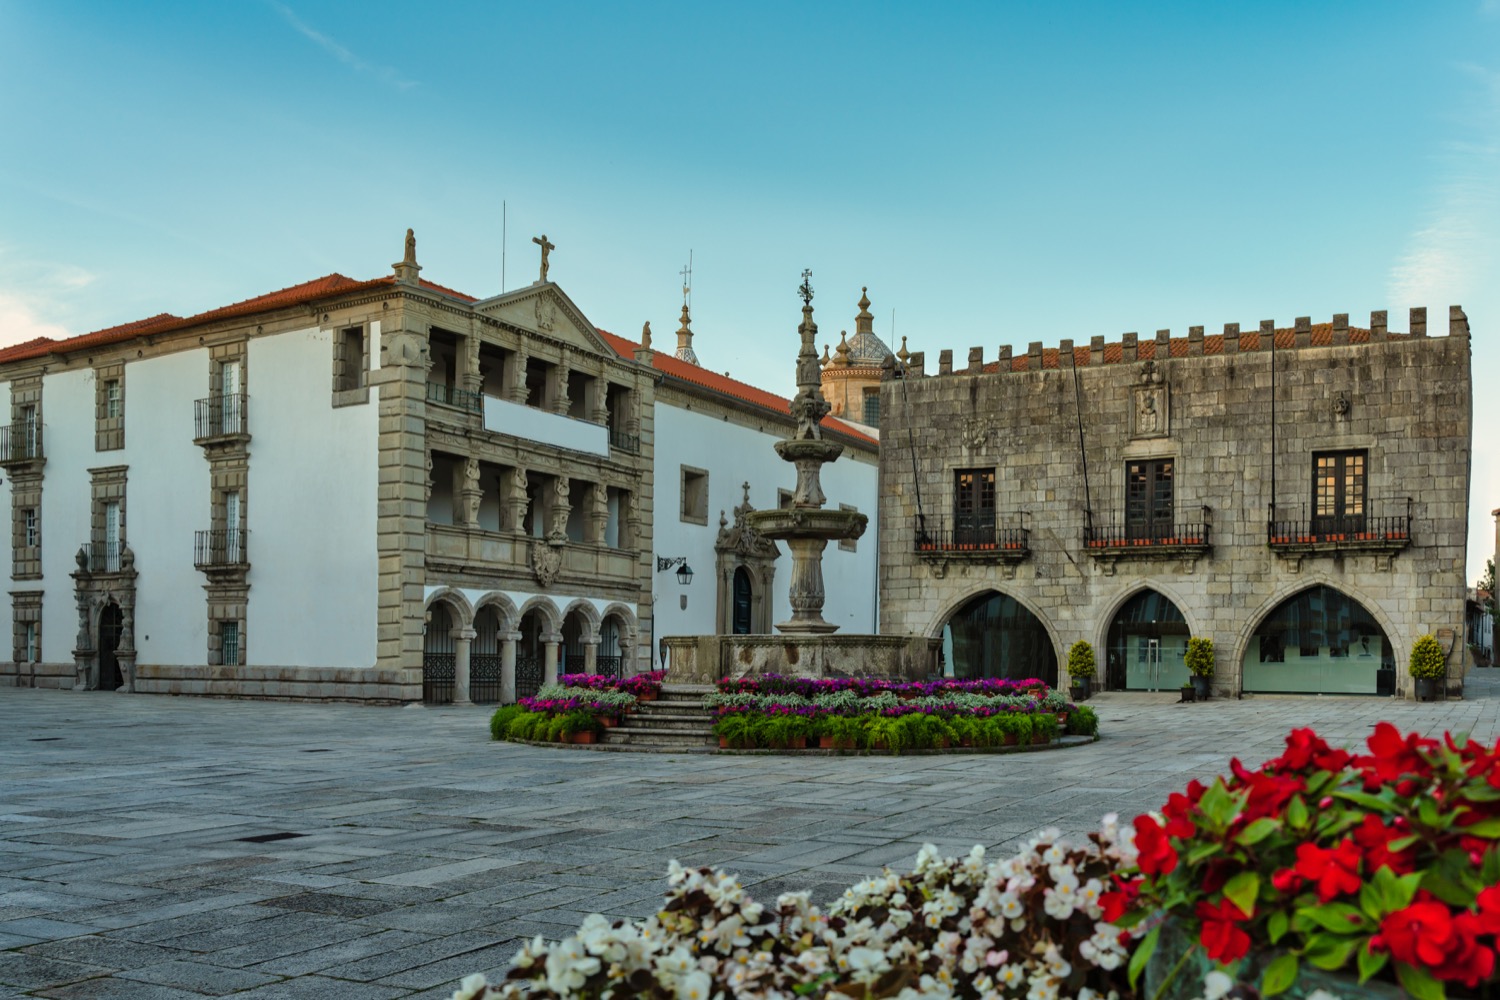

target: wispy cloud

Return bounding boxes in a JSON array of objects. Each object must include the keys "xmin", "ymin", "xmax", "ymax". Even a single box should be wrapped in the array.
[
  {"xmin": 1389, "ymin": 64, "xmax": 1500, "ymax": 307},
  {"xmin": 266, "ymin": 1, "xmax": 417, "ymax": 90},
  {"xmin": 0, "ymin": 250, "xmax": 96, "ymax": 349}
]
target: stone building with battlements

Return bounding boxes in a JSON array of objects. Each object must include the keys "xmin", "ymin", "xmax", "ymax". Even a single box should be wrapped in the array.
[
  {"xmin": 0, "ymin": 232, "xmax": 878, "ymax": 702},
  {"xmin": 877, "ymin": 308, "xmax": 1472, "ymax": 699}
]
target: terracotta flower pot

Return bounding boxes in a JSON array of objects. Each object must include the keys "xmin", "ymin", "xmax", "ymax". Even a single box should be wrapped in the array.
[
  {"xmin": 818, "ymin": 736, "xmax": 856, "ymax": 750},
  {"xmin": 568, "ymin": 731, "xmax": 596, "ymax": 745},
  {"xmin": 718, "ymin": 736, "xmax": 730, "ymax": 749}
]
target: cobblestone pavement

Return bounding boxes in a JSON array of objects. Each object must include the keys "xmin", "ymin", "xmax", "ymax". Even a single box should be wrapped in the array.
[{"xmin": 3, "ymin": 674, "xmax": 1498, "ymax": 998}]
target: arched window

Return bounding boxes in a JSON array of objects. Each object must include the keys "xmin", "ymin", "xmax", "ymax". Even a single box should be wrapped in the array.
[
  {"xmin": 732, "ymin": 567, "xmax": 753, "ymax": 635},
  {"xmin": 1243, "ymin": 586, "xmax": 1393, "ymax": 695},
  {"xmin": 1104, "ymin": 590, "xmax": 1190, "ymax": 691},
  {"xmin": 941, "ymin": 591, "xmax": 1057, "ymax": 686}
]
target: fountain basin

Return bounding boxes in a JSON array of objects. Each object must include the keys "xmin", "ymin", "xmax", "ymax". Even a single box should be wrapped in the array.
[
  {"xmin": 664, "ymin": 633, "xmax": 940, "ymax": 685},
  {"xmin": 744, "ymin": 506, "xmax": 867, "ymax": 541}
]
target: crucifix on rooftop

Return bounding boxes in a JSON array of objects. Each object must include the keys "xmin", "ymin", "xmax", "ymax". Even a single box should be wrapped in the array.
[{"xmin": 532, "ymin": 234, "xmax": 556, "ymax": 283}]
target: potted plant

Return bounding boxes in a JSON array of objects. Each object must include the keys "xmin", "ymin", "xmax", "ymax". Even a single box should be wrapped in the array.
[
  {"xmin": 1409, "ymin": 632, "xmax": 1445, "ymax": 701},
  {"xmin": 1066, "ymin": 640, "xmax": 1096, "ymax": 701},
  {"xmin": 1184, "ymin": 636, "xmax": 1215, "ymax": 700}
]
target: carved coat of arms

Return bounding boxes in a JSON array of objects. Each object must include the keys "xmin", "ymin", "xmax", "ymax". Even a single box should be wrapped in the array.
[{"xmin": 531, "ymin": 539, "xmax": 563, "ymax": 587}]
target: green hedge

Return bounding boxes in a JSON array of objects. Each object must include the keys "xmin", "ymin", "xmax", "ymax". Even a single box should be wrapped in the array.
[{"xmin": 710, "ymin": 711, "xmax": 1070, "ymax": 753}]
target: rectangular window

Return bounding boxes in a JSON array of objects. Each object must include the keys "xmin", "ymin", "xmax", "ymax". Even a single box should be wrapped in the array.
[
  {"xmin": 105, "ymin": 381, "xmax": 122, "ymax": 418},
  {"xmin": 221, "ymin": 621, "xmax": 240, "ymax": 666},
  {"xmin": 24, "ymin": 508, "xmax": 37, "ymax": 548},
  {"xmin": 1312, "ymin": 450, "xmax": 1366, "ymax": 536},
  {"xmin": 12, "ymin": 593, "xmax": 41, "ymax": 663},
  {"xmin": 680, "ymin": 466, "xmax": 708, "ymax": 525},
  {"xmin": 21, "ymin": 405, "xmax": 38, "ymax": 457},
  {"xmin": 1125, "ymin": 459, "xmax": 1174, "ymax": 540},
  {"xmin": 104, "ymin": 500, "xmax": 121, "ymax": 572},
  {"xmin": 336, "ymin": 327, "xmax": 366, "ymax": 392},
  {"xmin": 954, "ymin": 468, "xmax": 996, "ymax": 545},
  {"xmin": 95, "ymin": 366, "xmax": 125, "ymax": 451},
  {"xmin": 25, "ymin": 622, "xmax": 37, "ymax": 662},
  {"xmin": 861, "ymin": 388, "xmax": 880, "ymax": 426}
]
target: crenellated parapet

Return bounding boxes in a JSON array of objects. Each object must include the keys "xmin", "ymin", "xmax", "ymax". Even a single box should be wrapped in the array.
[{"xmin": 883, "ymin": 306, "xmax": 1469, "ymax": 379}]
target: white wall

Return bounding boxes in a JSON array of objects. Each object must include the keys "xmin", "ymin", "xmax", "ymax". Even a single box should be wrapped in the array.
[
  {"xmin": 650, "ymin": 402, "xmax": 879, "ymax": 661},
  {"xmin": 248, "ymin": 328, "xmax": 379, "ymax": 668},
  {"xmin": 37, "ymin": 355, "xmax": 210, "ymax": 666}
]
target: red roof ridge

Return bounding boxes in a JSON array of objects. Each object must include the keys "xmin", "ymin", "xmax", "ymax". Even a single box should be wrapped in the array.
[{"xmin": 596, "ymin": 328, "xmax": 877, "ymax": 447}]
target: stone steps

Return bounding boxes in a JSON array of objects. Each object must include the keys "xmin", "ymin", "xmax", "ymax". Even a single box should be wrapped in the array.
[{"xmin": 602, "ymin": 687, "xmax": 715, "ymax": 750}]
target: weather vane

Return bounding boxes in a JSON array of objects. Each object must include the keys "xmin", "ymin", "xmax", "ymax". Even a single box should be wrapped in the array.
[{"xmin": 799, "ymin": 269, "xmax": 813, "ymax": 306}]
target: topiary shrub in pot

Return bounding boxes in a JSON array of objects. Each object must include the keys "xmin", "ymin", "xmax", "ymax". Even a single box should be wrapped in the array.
[
  {"xmin": 1067, "ymin": 639, "xmax": 1096, "ymax": 700},
  {"xmin": 1409, "ymin": 632, "xmax": 1446, "ymax": 701},
  {"xmin": 1184, "ymin": 636, "xmax": 1215, "ymax": 700}
]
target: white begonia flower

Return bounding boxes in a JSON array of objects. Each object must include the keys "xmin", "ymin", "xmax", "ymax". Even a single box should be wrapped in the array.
[
  {"xmin": 846, "ymin": 946, "xmax": 890, "ymax": 984},
  {"xmin": 1042, "ymin": 887, "xmax": 1075, "ymax": 921},
  {"xmin": 451, "ymin": 973, "xmax": 489, "ymax": 1000},
  {"xmin": 997, "ymin": 962, "xmax": 1026, "ymax": 988},
  {"xmin": 1201, "ymin": 969, "xmax": 1234, "ymax": 1000},
  {"xmin": 544, "ymin": 937, "xmax": 600, "ymax": 993},
  {"xmin": 677, "ymin": 969, "xmax": 714, "ymax": 1000},
  {"xmin": 1305, "ymin": 991, "xmax": 1345, "ymax": 1000}
]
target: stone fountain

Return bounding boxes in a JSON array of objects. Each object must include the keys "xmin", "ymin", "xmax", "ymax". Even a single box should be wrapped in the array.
[{"xmin": 664, "ymin": 273, "xmax": 938, "ymax": 682}]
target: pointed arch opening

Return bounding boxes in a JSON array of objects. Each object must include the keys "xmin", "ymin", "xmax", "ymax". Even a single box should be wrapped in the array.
[
  {"xmin": 939, "ymin": 590, "xmax": 1057, "ymax": 686},
  {"xmin": 1242, "ymin": 585, "xmax": 1394, "ymax": 695},
  {"xmin": 1104, "ymin": 589, "xmax": 1190, "ymax": 691}
]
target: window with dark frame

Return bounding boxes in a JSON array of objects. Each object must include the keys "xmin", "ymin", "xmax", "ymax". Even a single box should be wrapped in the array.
[
  {"xmin": 221, "ymin": 621, "xmax": 241, "ymax": 666},
  {"xmin": 954, "ymin": 468, "xmax": 996, "ymax": 545},
  {"xmin": 1125, "ymin": 459, "xmax": 1174, "ymax": 540},
  {"xmin": 1312, "ymin": 450, "xmax": 1366, "ymax": 536},
  {"xmin": 861, "ymin": 389, "xmax": 880, "ymax": 426}
]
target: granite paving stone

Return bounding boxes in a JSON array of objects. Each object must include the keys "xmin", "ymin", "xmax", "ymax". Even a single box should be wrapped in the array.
[{"xmin": 2, "ymin": 675, "xmax": 1498, "ymax": 996}]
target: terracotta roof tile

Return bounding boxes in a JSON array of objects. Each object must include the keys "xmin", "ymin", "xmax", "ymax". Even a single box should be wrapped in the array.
[
  {"xmin": 0, "ymin": 273, "xmax": 477, "ymax": 364},
  {"xmin": 597, "ymin": 330, "xmax": 877, "ymax": 447}
]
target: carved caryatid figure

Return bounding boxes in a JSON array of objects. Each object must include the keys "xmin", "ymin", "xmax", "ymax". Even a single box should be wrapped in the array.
[{"xmin": 1138, "ymin": 392, "xmax": 1159, "ymax": 435}]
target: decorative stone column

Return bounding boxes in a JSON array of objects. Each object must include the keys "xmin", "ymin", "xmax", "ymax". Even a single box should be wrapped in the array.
[
  {"xmin": 71, "ymin": 587, "xmax": 93, "ymax": 692},
  {"xmin": 507, "ymin": 468, "xmax": 530, "ymax": 534},
  {"xmin": 542, "ymin": 634, "xmax": 562, "ymax": 686},
  {"xmin": 500, "ymin": 630, "xmax": 520, "ymax": 704},
  {"xmin": 454, "ymin": 626, "xmax": 475, "ymax": 706},
  {"xmin": 459, "ymin": 458, "xmax": 482, "ymax": 530},
  {"xmin": 115, "ymin": 595, "xmax": 137, "ymax": 694},
  {"xmin": 582, "ymin": 637, "xmax": 599, "ymax": 675},
  {"xmin": 587, "ymin": 483, "xmax": 609, "ymax": 544},
  {"xmin": 461, "ymin": 333, "xmax": 482, "ymax": 394},
  {"xmin": 552, "ymin": 364, "xmax": 571, "ymax": 416},
  {"xmin": 618, "ymin": 629, "xmax": 637, "ymax": 675},
  {"xmin": 510, "ymin": 347, "xmax": 530, "ymax": 403},
  {"xmin": 549, "ymin": 478, "xmax": 572, "ymax": 541}
]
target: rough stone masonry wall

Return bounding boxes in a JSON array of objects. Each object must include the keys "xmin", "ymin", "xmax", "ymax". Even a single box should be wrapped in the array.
[{"xmin": 878, "ymin": 311, "xmax": 1472, "ymax": 698}]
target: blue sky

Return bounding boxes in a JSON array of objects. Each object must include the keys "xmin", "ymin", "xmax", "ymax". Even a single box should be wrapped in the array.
[{"xmin": 2, "ymin": 1, "xmax": 1498, "ymax": 578}]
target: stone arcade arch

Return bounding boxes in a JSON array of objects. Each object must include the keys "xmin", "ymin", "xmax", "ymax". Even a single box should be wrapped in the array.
[
  {"xmin": 516, "ymin": 597, "xmax": 563, "ymax": 698},
  {"xmin": 1241, "ymin": 584, "xmax": 1396, "ymax": 696},
  {"xmin": 560, "ymin": 600, "xmax": 601, "ymax": 675},
  {"xmin": 1100, "ymin": 588, "xmax": 1194, "ymax": 692},
  {"xmin": 599, "ymin": 603, "xmax": 639, "ymax": 679},
  {"xmin": 423, "ymin": 601, "xmax": 458, "ymax": 704},
  {"xmin": 931, "ymin": 588, "xmax": 1058, "ymax": 687},
  {"xmin": 470, "ymin": 595, "xmax": 519, "ymax": 705}
]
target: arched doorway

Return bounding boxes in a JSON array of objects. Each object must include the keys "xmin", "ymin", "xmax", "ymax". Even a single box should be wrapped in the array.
[
  {"xmin": 1105, "ymin": 590, "xmax": 1190, "ymax": 691},
  {"xmin": 471, "ymin": 606, "xmax": 504, "ymax": 704},
  {"xmin": 561, "ymin": 609, "xmax": 591, "ymax": 675},
  {"xmin": 97, "ymin": 603, "xmax": 123, "ymax": 692},
  {"xmin": 1242, "ymin": 586, "xmax": 1394, "ymax": 695},
  {"xmin": 940, "ymin": 591, "xmax": 1057, "ymax": 686},
  {"xmin": 423, "ymin": 603, "xmax": 456, "ymax": 704},
  {"xmin": 732, "ymin": 567, "xmax": 753, "ymax": 635},
  {"xmin": 516, "ymin": 609, "xmax": 547, "ymax": 699},
  {"xmin": 599, "ymin": 615, "xmax": 625, "ymax": 678}
]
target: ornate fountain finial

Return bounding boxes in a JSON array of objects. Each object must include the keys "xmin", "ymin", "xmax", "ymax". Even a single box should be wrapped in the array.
[
  {"xmin": 791, "ymin": 270, "xmax": 829, "ymax": 440},
  {"xmin": 799, "ymin": 269, "xmax": 813, "ymax": 306}
]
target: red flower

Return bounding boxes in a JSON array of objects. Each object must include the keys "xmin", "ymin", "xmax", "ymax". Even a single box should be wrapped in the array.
[
  {"xmin": 1196, "ymin": 897, "xmax": 1252, "ymax": 964},
  {"xmin": 1099, "ymin": 876, "xmax": 1141, "ymax": 923},
  {"xmin": 1380, "ymin": 900, "xmax": 1454, "ymax": 968},
  {"xmin": 1475, "ymin": 885, "xmax": 1500, "ymax": 935},
  {"xmin": 1361, "ymin": 722, "xmax": 1437, "ymax": 783},
  {"xmin": 1443, "ymin": 914, "xmax": 1495, "ymax": 987},
  {"xmin": 1134, "ymin": 815, "xmax": 1178, "ymax": 876},
  {"xmin": 1161, "ymin": 791, "xmax": 1197, "ymax": 839},
  {"xmin": 1293, "ymin": 839, "xmax": 1362, "ymax": 902},
  {"xmin": 1351, "ymin": 815, "xmax": 1416, "ymax": 875},
  {"xmin": 1270, "ymin": 867, "xmax": 1305, "ymax": 895},
  {"xmin": 1273, "ymin": 727, "xmax": 1353, "ymax": 773}
]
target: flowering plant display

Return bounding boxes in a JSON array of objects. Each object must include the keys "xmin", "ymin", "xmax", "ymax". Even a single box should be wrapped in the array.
[
  {"xmin": 491, "ymin": 672, "xmax": 664, "ymax": 744},
  {"xmin": 453, "ymin": 823, "xmax": 1144, "ymax": 1000},
  {"xmin": 1110, "ymin": 723, "xmax": 1500, "ymax": 999},
  {"xmin": 715, "ymin": 674, "xmax": 1052, "ymax": 700}
]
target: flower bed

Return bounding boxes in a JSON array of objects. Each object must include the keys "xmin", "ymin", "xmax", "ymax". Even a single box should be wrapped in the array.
[
  {"xmin": 455, "ymin": 723, "xmax": 1500, "ymax": 999},
  {"xmin": 490, "ymin": 672, "xmax": 662, "ymax": 745},
  {"xmin": 705, "ymin": 675, "xmax": 1097, "ymax": 751}
]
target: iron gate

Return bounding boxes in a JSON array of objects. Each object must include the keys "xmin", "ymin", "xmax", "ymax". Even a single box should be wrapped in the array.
[
  {"xmin": 516, "ymin": 653, "xmax": 542, "ymax": 699},
  {"xmin": 470, "ymin": 654, "xmax": 502, "ymax": 703},
  {"xmin": 423, "ymin": 653, "xmax": 455, "ymax": 704}
]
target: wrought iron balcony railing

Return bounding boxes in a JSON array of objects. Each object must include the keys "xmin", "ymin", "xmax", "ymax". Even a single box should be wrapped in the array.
[
  {"xmin": 1084, "ymin": 506, "xmax": 1212, "ymax": 551},
  {"xmin": 194, "ymin": 529, "xmax": 249, "ymax": 569},
  {"xmin": 1267, "ymin": 499, "xmax": 1412, "ymax": 549},
  {"xmin": 0, "ymin": 422, "xmax": 43, "ymax": 465},
  {"xmin": 81, "ymin": 541, "xmax": 126, "ymax": 574},
  {"xmin": 193, "ymin": 394, "xmax": 248, "ymax": 440},
  {"xmin": 914, "ymin": 518, "xmax": 1030, "ymax": 558},
  {"xmin": 609, "ymin": 428, "xmax": 641, "ymax": 455},
  {"xmin": 426, "ymin": 382, "xmax": 483, "ymax": 414}
]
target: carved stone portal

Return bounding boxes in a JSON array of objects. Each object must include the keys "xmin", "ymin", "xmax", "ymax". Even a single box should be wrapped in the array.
[{"xmin": 1131, "ymin": 385, "xmax": 1169, "ymax": 439}]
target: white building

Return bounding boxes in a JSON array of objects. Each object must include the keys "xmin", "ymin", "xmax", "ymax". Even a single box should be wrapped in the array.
[{"xmin": 0, "ymin": 233, "xmax": 877, "ymax": 702}]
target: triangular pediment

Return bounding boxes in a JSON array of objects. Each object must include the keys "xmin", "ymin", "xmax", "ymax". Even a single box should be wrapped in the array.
[{"xmin": 472, "ymin": 283, "xmax": 613, "ymax": 356}]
